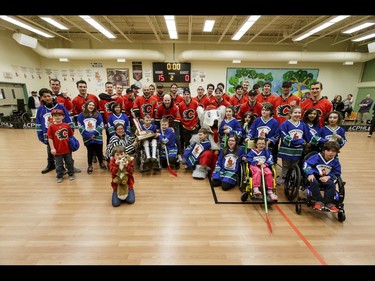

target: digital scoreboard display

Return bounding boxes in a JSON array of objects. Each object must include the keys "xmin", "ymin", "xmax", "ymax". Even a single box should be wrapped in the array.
[{"xmin": 153, "ymin": 62, "xmax": 191, "ymax": 83}]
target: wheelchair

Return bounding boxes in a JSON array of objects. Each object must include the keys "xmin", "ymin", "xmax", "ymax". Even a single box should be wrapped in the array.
[
  {"xmin": 135, "ymin": 138, "xmax": 162, "ymax": 173},
  {"xmin": 238, "ymin": 160, "xmax": 278, "ymax": 203},
  {"xmin": 283, "ymin": 151, "xmax": 346, "ymax": 222}
]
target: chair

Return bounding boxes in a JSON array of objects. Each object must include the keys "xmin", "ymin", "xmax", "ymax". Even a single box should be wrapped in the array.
[{"xmin": 344, "ymin": 111, "xmax": 357, "ymax": 125}]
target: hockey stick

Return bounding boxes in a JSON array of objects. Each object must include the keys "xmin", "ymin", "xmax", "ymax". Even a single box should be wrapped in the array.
[{"xmin": 261, "ymin": 166, "xmax": 273, "ymax": 234}]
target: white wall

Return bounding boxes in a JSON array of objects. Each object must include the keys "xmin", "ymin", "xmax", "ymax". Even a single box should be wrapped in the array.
[{"xmin": 0, "ymin": 30, "xmax": 364, "ymax": 104}]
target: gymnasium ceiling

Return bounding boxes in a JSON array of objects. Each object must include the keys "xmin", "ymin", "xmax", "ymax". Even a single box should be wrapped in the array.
[{"xmin": 1, "ymin": 15, "xmax": 375, "ymax": 52}]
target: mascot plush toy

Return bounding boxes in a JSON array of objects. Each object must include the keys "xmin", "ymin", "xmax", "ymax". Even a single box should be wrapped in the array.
[
  {"xmin": 110, "ymin": 154, "xmax": 134, "ymax": 200},
  {"xmin": 187, "ymin": 105, "xmax": 226, "ymax": 179}
]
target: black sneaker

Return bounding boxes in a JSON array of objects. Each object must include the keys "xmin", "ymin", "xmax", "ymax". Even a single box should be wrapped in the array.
[{"xmin": 41, "ymin": 165, "xmax": 55, "ymax": 174}]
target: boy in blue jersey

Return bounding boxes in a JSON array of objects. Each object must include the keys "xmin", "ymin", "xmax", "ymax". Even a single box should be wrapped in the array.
[{"xmin": 303, "ymin": 141, "xmax": 341, "ymax": 213}]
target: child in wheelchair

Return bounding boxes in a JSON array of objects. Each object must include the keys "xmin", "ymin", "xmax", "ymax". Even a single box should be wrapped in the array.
[
  {"xmin": 303, "ymin": 141, "xmax": 341, "ymax": 213},
  {"xmin": 246, "ymin": 137, "xmax": 277, "ymax": 200}
]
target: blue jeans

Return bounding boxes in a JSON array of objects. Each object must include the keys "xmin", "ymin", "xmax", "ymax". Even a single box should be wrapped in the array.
[{"xmin": 112, "ymin": 189, "xmax": 135, "ymax": 207}]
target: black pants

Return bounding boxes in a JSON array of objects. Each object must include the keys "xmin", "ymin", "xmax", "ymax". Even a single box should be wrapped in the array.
[{"xmin": 369, "ymin": 114, "xmax": 375, "ymax": 135}]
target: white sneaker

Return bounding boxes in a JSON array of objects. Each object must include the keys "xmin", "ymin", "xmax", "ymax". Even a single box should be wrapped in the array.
[
  {"xmin": 267, "ymin": 191, "xmax": 278, "ymax": 200},
  {"xmin": 253, "ymin": 187, "xmax": 261, "ymax": 195},
  {"xmin": 57, "ymin": 178, "xmax": 63, "ymax": 183},
  {"xmin": 368, "ymin": 134, "xmax": 372, "ymax": 138}
]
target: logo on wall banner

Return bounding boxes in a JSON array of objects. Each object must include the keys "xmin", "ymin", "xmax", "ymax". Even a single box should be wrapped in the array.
[{"xmin": 132, "ymin": 61, "xmax": 143, "ymax": 81}]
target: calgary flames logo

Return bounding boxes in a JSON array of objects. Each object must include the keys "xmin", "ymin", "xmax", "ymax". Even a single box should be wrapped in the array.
[
  {"xmin": 183, "ymin": 109, "xmax": 195, "ymax": 120},
  {"xmin": 276, "ymin": 104, "xmax": 292, "ymax": 117},
  {"xmin": 55, "ymin": 128, "xmax": 68, "ymax": 140}
]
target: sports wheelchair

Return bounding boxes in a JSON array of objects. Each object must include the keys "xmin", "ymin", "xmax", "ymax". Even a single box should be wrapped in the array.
[
  {"xmin": 238, "ymin": 160, "xmax": 278, "ymax": 203},
  {"xmin": 283, "ymin": 151, "xmax": 346, "ymax": 222},
  {"xmin": 135, "ymin": 137, "xmax": 162, "ymax": 173}
]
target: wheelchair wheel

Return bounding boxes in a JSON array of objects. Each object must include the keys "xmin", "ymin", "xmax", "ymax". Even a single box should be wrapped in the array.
[
  {"xmin": 296, "ymin": 203, "xmax": 302, "ymax": 215},
  {"xmin": 338, "ymin": 210, "xmax": 346, "ymax": 222},
  {"xmin": 241, "ymin": 192, "xmax": 249, "ymax": 202},
  {"xmin": 238, "ymin": 161, "xmax": 247, "ymax": 192},
  {"xmin": 284, "ymin": 164, "xmax": 301, "ymax": 201},
  {"xmin": 22, "ymin": 112, "xmax": 31, "ymax": 123},
  {"xmin": 336, "ymin": 176, "xmax": 345, "ymax": 204}
]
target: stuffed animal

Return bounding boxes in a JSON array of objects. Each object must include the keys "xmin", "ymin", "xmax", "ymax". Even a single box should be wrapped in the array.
[
  {"xmin": 112, "ymin": 154, "xmax": 134, "ymax": 200},
  {"xmin": 190, "ymin": 105, "xmax": 226, "ymax": 179}
]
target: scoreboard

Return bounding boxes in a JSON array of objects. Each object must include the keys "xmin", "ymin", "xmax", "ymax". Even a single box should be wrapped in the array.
[{"xmin": 153, "ymin": 62, "xmax": 191, "ymax": 83}]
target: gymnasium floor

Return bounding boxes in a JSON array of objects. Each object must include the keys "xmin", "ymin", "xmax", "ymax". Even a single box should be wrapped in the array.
[{"xmin": 0, "ymin": 129, "xmax": 374, "ymax": 265}]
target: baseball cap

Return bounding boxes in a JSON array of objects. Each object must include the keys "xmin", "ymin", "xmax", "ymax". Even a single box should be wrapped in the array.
[
  {"xmin": 51, "ymin": 109, "xmax": 65, "ymax": 116},
  {"xmin": 282, "ymin": 81, "xmax": 291, "ymax": 88},
  {"xmin": 248, "ymin": 90, "xmax": 258, "ymax": 96},
  {"xmin": 126, "ymin": 88, "xmax": 133, "ymax": 94},
  {"xmin": 156, "ymin": 84, "xmax": 164, "ymax": 88},
  {"xmin": 131, "ymin": 84, "xmax": 140, "ymax": 89},
  {"xmin": 183, "ymin": 87, "xmax": 191, "ymax": 93}
]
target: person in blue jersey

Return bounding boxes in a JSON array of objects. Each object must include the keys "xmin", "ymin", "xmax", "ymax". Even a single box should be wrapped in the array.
[
  {"xmin": 246, "ymin": 102, "xmax": 280, "ymax": 158},
  {"xmin": 303, "ymin": 108, "xmax": 321, "ymax": 153},
  {"xmin": 77, "ymin": 100, "xmax": 106, "ymax": 174},
  {"xmin": 107, "ymin": 102, "xmax": 132, "ymax": 137},
  {"xmin": 319, "ymin": 111, "xmax": 346, "ymax": 149},
  {"xmin": 35, "ymin": 88, "xmax": 76, "ymax": 174},
  {"xmin": 158, "ymin": 117, "xmax": 179, "ymax": 169},
  {"xmin": 246, "ymin": 137, "xmax": 277, "ymax": 200},
  {"xmin": 211, "ymin": 134, "xmax": 246, "ymax": 191},
  {"xmin": 219, "ymin": 106, "xmax": 243, "ymax": 148},
  {"xmin": 183, "ymin": 128, "xmax": 211, "ymax": 172},
  {"xmin": 303, "ymin": 141, "xmax": 341, "ymax": 213},
  {"xmin": 140, "ymin": 114, "xmax": 159, "ymax": 162},
  {"xmin": 277, "ymin": 106, "xmax": 319, "ymax": 185}
]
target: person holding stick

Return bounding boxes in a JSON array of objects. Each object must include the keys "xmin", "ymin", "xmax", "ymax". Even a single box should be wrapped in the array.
[{"xmin": 158, "ymin": 117, "xmax": 178, "ymax": 176}]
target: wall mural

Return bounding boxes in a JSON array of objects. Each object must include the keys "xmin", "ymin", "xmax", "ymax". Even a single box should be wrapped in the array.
[{"xmin": 226, "ymin": 68, "xmax": 319, "ymax": 101}]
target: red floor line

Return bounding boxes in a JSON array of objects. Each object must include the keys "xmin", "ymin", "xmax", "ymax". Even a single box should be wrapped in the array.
[{"xmin": 275, "ymin": 204, "xmax": 327, "ymax": 265}]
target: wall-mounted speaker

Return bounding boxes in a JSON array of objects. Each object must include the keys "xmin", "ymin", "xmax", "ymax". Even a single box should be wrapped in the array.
[
  {"xmin": 12, "ymin": 33, "xmax": 38, "ymax": 48},
  {"xmin": 368, "ymin": 42, "xmax": 375, "ymax": 53}
]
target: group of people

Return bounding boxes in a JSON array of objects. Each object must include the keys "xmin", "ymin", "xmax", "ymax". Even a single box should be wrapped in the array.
[{"xmin": 32, "ymin": 78, "xmax": 350, "ymax": 211}]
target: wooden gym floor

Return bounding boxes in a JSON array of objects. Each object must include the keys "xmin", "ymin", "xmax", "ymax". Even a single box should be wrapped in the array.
[{"xmin": 0, "ymin": 129, "xmax": 374, "ymax": 265}]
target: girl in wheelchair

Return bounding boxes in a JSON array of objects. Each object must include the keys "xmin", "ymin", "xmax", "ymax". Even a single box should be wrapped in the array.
[
  {"xmin": 303, "ymin": 141, "xmax": 341, "ymax": 213},
  {"xmin": 246, "ymin": 137, "xmax": 277, "ymax": 200}
]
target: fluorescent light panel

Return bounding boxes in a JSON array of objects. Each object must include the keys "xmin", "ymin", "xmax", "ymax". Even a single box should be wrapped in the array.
[
  {"xmin": 59, "ymin": 58, "xmax": 69, "ymax": 62},
  {"xmin": 342, "ymin": 22, "xmax": 375, "ymax": 34},
  {"xmin": 39, "ymin": 16, "xmax": 69, "ymax": 30},
  {"xmin": 117, "ymin": 58, "xmax": 126, "ymax": 62},
  {"xmin": 232, "ymin": 16, "xmax": 260, "ymax": 40},
  {"xmin": 343, "ymin": 61, "xmax": 354, "ymax": 65},
  {"xmin": 293, "ymin": 15, "xmax": 349, "ymax": 41},
  {"xmin": 203, "ymin": 20, "xmax": 215, "ymax": 32},
  {"xmin": 0, "ymin": 15, "xmax": 54, "ymax": 38},
  {"xmin": 232, "ymin": 60, "xmax": 241, "ymax": 63},
  {"xmin": 352, "ymin": 32, "xmax": 375, "ymax": 42},
  {"xmin": 164, "ymin": 16, "xmax": 178, "ymax": 39},
  {"xmin": 79, "ymin": 15, "xmax": 116, "ymax": 39},
  {"xmin": 288, "ymin": 60, "xmax": 298, "ymax": 64}
]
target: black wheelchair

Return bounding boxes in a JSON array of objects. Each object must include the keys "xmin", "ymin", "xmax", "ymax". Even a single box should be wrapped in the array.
[
  {"xmin": 238, "ymin": 160, "xmax": 278, "ymax": 203},
  {"xmin": 284, "ymin": 151, "xmax": 346, "ymax": 222},
  {"xmin": 135, "ymin": 137, "xmax": 162, "ymax": 173}
]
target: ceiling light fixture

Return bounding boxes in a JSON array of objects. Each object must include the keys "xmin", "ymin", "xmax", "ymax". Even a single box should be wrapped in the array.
[
  {"xmin": 288, "ymin": 60, "xmax": 298, "ymax": 64},
  {"xmin": 79, "ymin": 15, "xmax": 116, "ymax": 39},
  {"xmin": 59, "ymin": 58, "xmax": 69, "ymax": 62},
  {"xmin": 203, "ymin": 20, "xmax": 215, "ymax": 32},
  {"xmin": 39, "ymin": 16, "xmax": 69, "ymax": 30},
  {"xmin": 164, "ymin": 16, "xmax": 178, "ymax": 39},
  {"xmin": 12, "ymin": 33, "xmax": 38, "ymax": 48},
  {"xmin": 293, "ymin": 15, "xmax": 349, "ymax": 41},
  {"xmin": 352, "ymin": 31, "xmax": 375, "ymax": 42},
  {"xmin": 342, "ymin": 22, "xmax": 375, "ymax": 34},
  {"xmin": 232, "ymin": 59, "xmax": 241, "ymax": 63},
  {"xmin": 343, "ymin": 61, "xmax": 354, "ymax": 65},
  {"xmin": 0, "ymin": 15, "xmax": 54, "ymax": 38},
  {"xmin": 232, "ymin": 16, "xmax": 261, "ymax": 41},
  {"xmin": 117, "ymin": 58, "xmax": 126, "ymax": 62}
]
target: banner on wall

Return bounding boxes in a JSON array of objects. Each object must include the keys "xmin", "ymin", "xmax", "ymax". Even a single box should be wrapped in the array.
[
  {"xmin": 132, "ymin": 61, "xmax": 143, "ymax": 81},
  {"xmin": 226, "ymin": 68, "xmax": 319, "ymax": 100}
]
